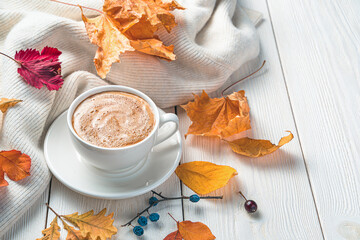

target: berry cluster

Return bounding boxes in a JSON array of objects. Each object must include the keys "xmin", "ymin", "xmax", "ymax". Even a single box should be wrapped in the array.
[{"xmin": 121, "ymin": 191, "xmax": 223, "ymax": 237}]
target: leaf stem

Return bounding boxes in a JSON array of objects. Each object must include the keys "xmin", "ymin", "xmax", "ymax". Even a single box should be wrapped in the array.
[
  {"xmin": 239, "ymin": 191, "xmax": 247, "ymax": 201},
  {"xmin": 50, "ymin": 0, "xmax": 103, "ymax": 14},
  {"xmin": 221, "ymin": 60, "xmax": 266, "ymax": 97},
  {"xmin": 168, "ymin": 213, "xmax": 178, "ymax": 223},
  {"xmin": 121, "ymin": 191, "xmax": 222, "ymax": 227},
  {"xmin": 46, "ymin": 203, "xmax": 62, "ymax": 219},
  {"xmin": 0, "ymin": 52, "xmax": 20, "ymax": 64}
]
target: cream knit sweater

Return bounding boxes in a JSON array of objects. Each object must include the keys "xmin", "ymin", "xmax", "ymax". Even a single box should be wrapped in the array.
[{"xmin": 0, "ymin": 0, "xmax": 260, "ymax": 236}]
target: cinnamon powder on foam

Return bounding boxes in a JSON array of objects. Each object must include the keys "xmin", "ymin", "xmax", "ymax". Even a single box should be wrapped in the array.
[{"xmin": 72, "ymin": 91, "xmax": 155, "ymax": 148}]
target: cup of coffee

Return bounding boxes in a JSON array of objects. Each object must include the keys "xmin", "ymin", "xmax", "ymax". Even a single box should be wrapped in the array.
[{"xmin": 67, "ymin": 85, "xmax": 179, "ymax": 173}]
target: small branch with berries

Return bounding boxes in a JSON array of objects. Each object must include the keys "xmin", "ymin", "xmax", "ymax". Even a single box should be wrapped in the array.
[{"xmin": 121, "ymin": 191, "xmax": 222, "ymax": 228}]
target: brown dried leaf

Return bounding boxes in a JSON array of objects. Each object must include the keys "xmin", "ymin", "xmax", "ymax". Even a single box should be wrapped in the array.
[
  {"xmin": 228, "ymin": 131, "xmax": 294, "ymax": 157},
  {"xmin": 63, "ymin": 208, "xmax": 117, "ymax": 240},
  {"xmin": 130, "ymin": 39, "xmax": 176, "ymax": 60},
  {"xmin": 80, "ymin": 7, "xmax": 134, "ymax": 79},
  {"xmin": 36, "ymin": 216, "xmax": 61, "ymax": 240},
  {"xmin": 0, "ymin": 98, "xmax": 22, "ymax": 113},
  {"xmin": 0, "ymin": 150, "xmax": 31, "ymax": 187},
  {"xmin": 181, "ymin": 90, "xmax": 251, "ymax": 138}
]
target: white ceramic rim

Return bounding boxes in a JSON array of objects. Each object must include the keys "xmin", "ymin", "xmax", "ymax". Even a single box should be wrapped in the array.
[
  {"xmin": 67, "ymin": 85, "xmax": 161, "ymax": 151},
  {"xmin": 44, "ymin": 110, "xmax": 182, "ymax": 199}
]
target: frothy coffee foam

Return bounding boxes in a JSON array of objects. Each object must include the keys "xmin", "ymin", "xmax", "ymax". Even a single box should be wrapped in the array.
[{"xmin": 72, "ymin": 91, "xmax": 155, "ymax": 148}]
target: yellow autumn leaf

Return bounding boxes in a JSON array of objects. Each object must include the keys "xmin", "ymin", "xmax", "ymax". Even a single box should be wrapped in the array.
[
  {"xmin": 36, "ymin": 216, "xmax": 61, "ymax": 240},
  {"xmin": 0, "ymin": 98, "xmax": 22, "ymax": 113},
  {"xmin": 228, "ymin": 131, "xmax": 294, "ymax": 157},
  {"xmin": 177, "ymin": 221, "xmax": 216, "ymax": 240},
  {"xmin": 175, "ymin": 161, "xmax": 237, "ymax": 195},
  {"xmin": 63, "ymin": 208, "xmax": 117, "ymax": 240}
]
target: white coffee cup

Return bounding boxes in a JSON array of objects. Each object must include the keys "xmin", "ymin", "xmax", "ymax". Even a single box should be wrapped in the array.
[{"xmin": 67, "ymin": 85, "xmax": 179, "ymax": 173}]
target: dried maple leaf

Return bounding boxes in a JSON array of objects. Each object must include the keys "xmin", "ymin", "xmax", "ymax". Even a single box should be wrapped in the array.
[
  {"xmin": 36, "ymin": 216, "xmax": 61, "ymax": 240},
  {"xmin": 0, "ymin": 98, "xmax": 22, "ymax": 113},
  {"xmin": 175, "ymin": 161, "xmax": 237, "ymax": 195},
  {"xmin": 227, "ymin": 131, "xmax": 294, "ymax": 157},
  {"xmin": 130, "ymin": 39, "xmax": 176, "ymax": 60},
  {"xmin": 177, "ymin": 221, "xmax": 215, "ymax": 240},
  {"xmin": 0, "ymin": 150, "xmax": 31, "ymax": 187},
  {"xmin": 164, "ymin": 230, "xmax": 182, "ymax": 240},
  {"xmin": 14, "ymin": 47, "xmax": 63, "ymax": 91},
  {"xmin": 181, "ymin": 90, "xmax": 251, "ymax": 139},
  {"xmin": 80, "ymin": 7, "xmax": 134, "ymax": 79},
  {"xmin": 62, "ymin": 208, "xmax": 117, "ymax": 240}
]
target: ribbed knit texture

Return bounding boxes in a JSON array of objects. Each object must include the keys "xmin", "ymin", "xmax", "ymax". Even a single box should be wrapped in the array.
[{"xmin": 0, "ymin": 0, "xmax": 260, "ymax": 236}]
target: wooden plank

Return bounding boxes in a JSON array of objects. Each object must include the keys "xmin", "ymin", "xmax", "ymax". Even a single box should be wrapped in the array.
[
  {"xmin": 177, "ymin": 0, "xmax": 325, "ymax": 238},
  {"xmin": 45, "ymin": 108, "xmax": 183, "ymax": 240},
  {"xmin": 2, "ymin": 186, "xmax": 49, "ymax": 240},
  {"xmin": 266, "ymin": 0, "xmax": 360, "ymax": 238}
]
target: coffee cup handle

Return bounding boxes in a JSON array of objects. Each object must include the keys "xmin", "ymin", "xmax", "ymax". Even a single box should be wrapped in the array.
[{"xmin": 154, "ymin": 112, "xmax": 179, "ymax": 146}]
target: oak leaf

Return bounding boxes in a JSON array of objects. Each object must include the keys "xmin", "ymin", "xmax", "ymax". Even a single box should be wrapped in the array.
[
  {"xmin": 228, "ymin": 131, "xmax": 294, "ymax": 157},
  {"xmin": 0, "ymin": 98, "xmax": 22, "ymax": 113},
  {"xmin": 36, "ymin": 216, "xmax": 61, "ymax": 240},
  {"xmin": 164, "ymin": 230, "xmax": 182, "ymax": 240},
  {"xmin": 181, "ymin": 90, "xmax": 250, "ymax": 139},
  {"xmin": 175, "ymin": 161, "xmax": 237, "ymax": 195},
  {"xmin": 14, "ymin": 47, "xmax": 63, "ymax": 91},
  {"xmin": 62, "ymin": 220, "xmax": 90, "ymax": 240},
  {"xmin": 80, "ymin": 7, "xmax": 134, "ymax": 79},
  {"xmin": 178, "ymin": 221, "xmax": 215, "ymax": 240},
  {"xmin": 63, "ymin": 208, "xmax": 117, "ymax": 240},
  {"xmin": 0, "ymin": 150, "xmax": 31, "ymax": 187}
]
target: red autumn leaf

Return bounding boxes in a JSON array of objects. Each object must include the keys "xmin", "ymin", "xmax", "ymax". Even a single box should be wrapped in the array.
[
  {"xmin": 0, "ymin": 150, "xmax": 31, "ymax": 187},
  {"xmin": 14, "ymin": 47, "xmax": 63, "ymax": 91},
  {"xmin": 164, "ymin": 230, "xmax": 182, "ymax": 240}
]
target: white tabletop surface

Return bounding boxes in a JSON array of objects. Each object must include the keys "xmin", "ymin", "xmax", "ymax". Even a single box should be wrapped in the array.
[{"xmin": 3, "ymin": 0, "xmax": 360, "ymax": 239}]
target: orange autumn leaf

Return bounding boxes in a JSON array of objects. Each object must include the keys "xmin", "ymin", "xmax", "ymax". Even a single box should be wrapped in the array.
[
  {"xmin": 79, "ymin": 0, "xmax": 183, "ymax": 78},
  {"xmin": 228, "ymin": 131, "xmax": 294, "ymax": 157},
  {"xmin": 177, "ymin": 221, "xmax": 215, "ymax": 240},
  {"xmin": 175, "ymin": 161, "xmax": 237, "ymax": 195},
  {"xmin": 0, "ymin": 98, "xmax": 22, "ymax": 113},
  {"xmin": 63, "ymin": 208, "xmax": 117, "ymax": 240},
  {"xmin": 181, "ymin": 90, "xmax": 251, "ymax": 139},
  {"xmin": 130, "ymin": 39, "xmax": 176, "ymax": 60},
  {"xmin": 0, "ymin": 150, "xmax": 31, "ymax": 187},
  {"xmin": 80, "ymin": 7, "xmax": 134, "ymax": 79},
  {"xmin": 36, "ymin": 216, "xmax": 61, "ymax": 240},
  {"xmin": 164, "ymin": 230, "xmax": 182, "ymax": 240}
]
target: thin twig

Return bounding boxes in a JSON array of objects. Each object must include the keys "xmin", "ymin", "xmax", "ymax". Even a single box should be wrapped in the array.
[
  {"xmin": 0, "ymin": 52, "xmax": 20, "ymax": 64},
  {"xmin": 50, "ymin": 0, "xmax": 103, "ymax": 14},
  {"xmin": 45, "ymin": 203, "xmax": 62, "ymax": 219},
  {"xmin": 221, "ymin": 60, "xmax": 266, "ymax": 97},
  {"xmin": 121, "ymin": 191, "xmax": 222, "ymax": 227},
  {"xmin": 239, "ymin": 191, "xmax": 247, "ymax": 201}
]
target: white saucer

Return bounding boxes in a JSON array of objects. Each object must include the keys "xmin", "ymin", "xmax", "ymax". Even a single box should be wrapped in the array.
[{"xmin": 44, "ymin": 110, "xmax": 182, "ymax": 199}]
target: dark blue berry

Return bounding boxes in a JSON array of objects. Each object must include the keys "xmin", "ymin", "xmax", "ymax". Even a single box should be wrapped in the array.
[
  {"xmin": 137, "ymin": 216, "xmax": 148, "ymax": 226},
  {"xmin": 244, "ymin": 200, "xmax": 257, "ymax": 213},
  {"xmin": 133, "ymin": 226, "xmax": 144, "ymax": 236},
  {"xmin": 149, "ymin": 196, "xmax": 158, "ymax": 206},
  {"xmin": 189, "ymin": 194, "xmax": 200, "ymax": 203},
  {"xmin": 149, "ymin": 213, "xmax": 160, "ymax": 222}
]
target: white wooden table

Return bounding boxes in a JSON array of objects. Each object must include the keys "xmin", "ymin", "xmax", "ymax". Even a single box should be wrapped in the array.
[{"xmin": 3, "ymin": 0, "xmax": 360, "ymax": 239}]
